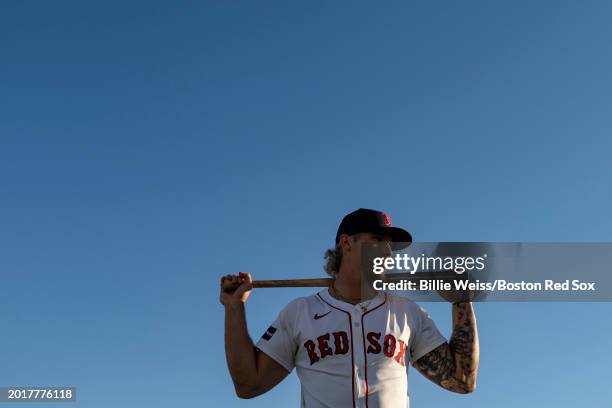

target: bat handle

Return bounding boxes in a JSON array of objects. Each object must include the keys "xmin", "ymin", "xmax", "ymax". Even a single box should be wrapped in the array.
[{"xmin": 221, "ymin": 277, "xmax": 248, "ymax": 293}]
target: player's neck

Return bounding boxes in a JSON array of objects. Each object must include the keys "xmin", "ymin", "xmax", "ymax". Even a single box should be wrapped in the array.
[{"xmin": 332, "ymin": 268, "xmax": 375, "ymax": 304}]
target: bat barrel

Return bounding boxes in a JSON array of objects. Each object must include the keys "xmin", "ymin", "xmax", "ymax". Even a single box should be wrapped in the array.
[
  {"xmin": 252, "ymin": 278, "xmax": 334, "ymax": 288},
  {"xmin": 221, "ymin": 278, "xmax": 333, "ymax": 292}
]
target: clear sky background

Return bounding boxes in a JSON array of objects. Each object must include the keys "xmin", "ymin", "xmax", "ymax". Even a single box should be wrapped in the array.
[{"xmin": 2, "ymin": 1, "xmax": 612, "ymax": 407}]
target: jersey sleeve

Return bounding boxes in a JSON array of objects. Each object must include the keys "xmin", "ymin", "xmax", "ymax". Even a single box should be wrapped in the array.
[
  {"xmin": 409, "ymin": 304, "xmax": 447, "ymax": 364},
  {"xmin": 254, "ymin": 301, "xmax": 298, "ymax": 373}
]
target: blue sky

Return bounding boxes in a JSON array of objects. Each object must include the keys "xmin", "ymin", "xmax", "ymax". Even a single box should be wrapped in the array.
[{"xmin": 1, "ymin": 1, "xmax": 612, "ymax": 407}]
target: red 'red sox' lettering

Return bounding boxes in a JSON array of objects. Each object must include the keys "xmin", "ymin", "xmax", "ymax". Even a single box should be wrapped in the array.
[
  {"xmin": 383, "ymin": 334, "xmax": 396, "ymax": 357},
  {"xmin": 333, "ymin": 331, "xmax": 349, "ymax": 354},
  {"xmin": 317, "ymin": 333, "xmax": 334, "ymax": 358},
  {"xmin": 303, "ymin": 331, "xmax": 407, "ymax": 366},
  {"xmin": 366, "ymin": 332, "xmax": 382, "ymax": 354}
]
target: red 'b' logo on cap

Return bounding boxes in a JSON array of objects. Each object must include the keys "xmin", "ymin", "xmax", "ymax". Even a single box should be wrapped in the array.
[{"xmin": 383, "ymin": 213, "xmax": 392, "ymax": 226}]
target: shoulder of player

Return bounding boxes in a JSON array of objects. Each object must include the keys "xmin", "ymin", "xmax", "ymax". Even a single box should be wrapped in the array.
[
  {"xmin": 271, "ymin": 293, "xmax": 322, "ymax": 330},
  {"xmin": 384, "ymin": 293, "xmax": 422, "ymax": 311},
  {"xmin": 278, "ymin": 293, "xmax": 320, "ymax": 315},
  {"xmin": 383, "ymin": 295, "xmax": 431, "ymax": 329}
]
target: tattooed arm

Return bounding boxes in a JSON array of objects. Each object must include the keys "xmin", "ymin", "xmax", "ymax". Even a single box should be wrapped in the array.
[{"xmin": 412, "ymin": 302, "xmax": 479, "ymax": 394}]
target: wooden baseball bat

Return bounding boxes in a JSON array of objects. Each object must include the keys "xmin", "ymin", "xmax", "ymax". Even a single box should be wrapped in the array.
[{"xmin": 221, "ymin": 271, "xmax": 462, "ymax": 292}]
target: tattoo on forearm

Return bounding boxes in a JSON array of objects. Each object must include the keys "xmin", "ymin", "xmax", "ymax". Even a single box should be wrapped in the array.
[
  {"xmin": 413, "ymin": 303, "xmax": 478, "ymax": 393},
  {"xmin": 413, "ymin": 342, "xmax": 464, "ymax": 392},
  {"xmin": 449, "ymin": 303, "xmax": 475, "ymax": 376}
]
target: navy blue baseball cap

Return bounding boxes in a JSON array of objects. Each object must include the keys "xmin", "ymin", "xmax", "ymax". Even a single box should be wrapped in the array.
[{"xmin": 335, "ymin": 208, "xmax": 412, "ymax": 248}]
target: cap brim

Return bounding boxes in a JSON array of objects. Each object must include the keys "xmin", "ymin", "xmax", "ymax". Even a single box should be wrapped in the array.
[{"xmin": 378, "ymin": 226, "xmax": 412, "ymax": 249}]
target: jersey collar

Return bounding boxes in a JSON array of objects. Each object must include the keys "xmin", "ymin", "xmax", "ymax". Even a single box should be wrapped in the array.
[{"xmin": 318, "ymin": 288, "xmax": 386, "ymax": 313}]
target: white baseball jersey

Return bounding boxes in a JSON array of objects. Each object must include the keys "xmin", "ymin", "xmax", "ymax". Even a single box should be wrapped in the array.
[{"xmin": 255, "ymin": 289, "xmax": 446, "ymax": 408}]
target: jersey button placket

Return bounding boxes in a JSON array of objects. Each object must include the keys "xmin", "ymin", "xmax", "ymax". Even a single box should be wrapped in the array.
[{"xmin": 352, "ymin": 308, "xmax": 366, "ymax": 406}]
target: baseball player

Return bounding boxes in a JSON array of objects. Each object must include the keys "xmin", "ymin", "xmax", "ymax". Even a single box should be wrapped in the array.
[{"xmin": 221, "ymin": 208, "xmax": 479, "ymax": 407}]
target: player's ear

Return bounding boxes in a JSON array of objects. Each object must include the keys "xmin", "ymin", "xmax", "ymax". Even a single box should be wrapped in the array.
[{"xmin": 339, "ymin": 234, "xmax": 352, "ymax": 252}]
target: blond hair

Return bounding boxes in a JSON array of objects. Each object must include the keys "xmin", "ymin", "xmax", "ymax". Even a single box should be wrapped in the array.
[{"xmin": 323, "ymin": 234, "xmax": 362, "ymax": 277}]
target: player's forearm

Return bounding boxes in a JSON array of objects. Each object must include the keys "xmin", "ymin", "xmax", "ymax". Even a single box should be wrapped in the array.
[
  {"xmin": 449, "ymin": 302, "xmax": 479, "ymax": 392},
  {"xmin": 224, "ymin": 303, "xmax": 259, "ymax": 391}
]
